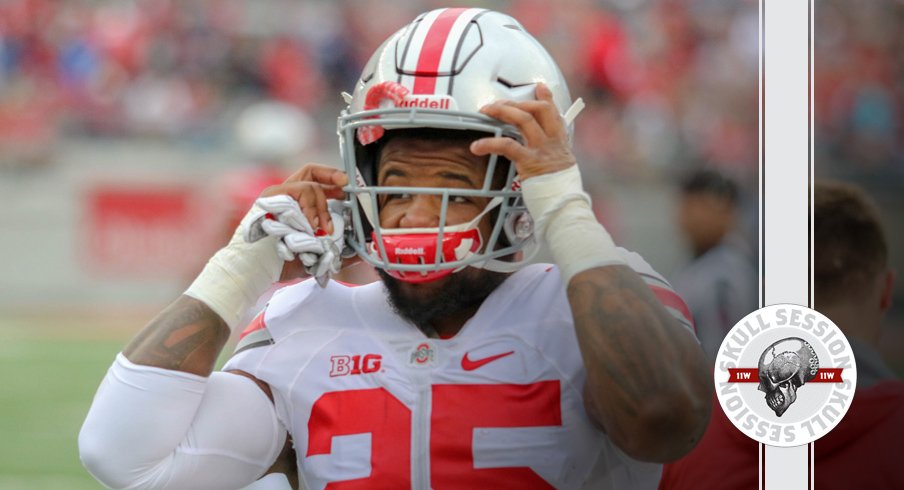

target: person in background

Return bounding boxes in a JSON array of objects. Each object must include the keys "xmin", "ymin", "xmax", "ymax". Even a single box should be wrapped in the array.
[
  {"xmin": 672, "ymin": 168, "xmax": 757, "ymax": 361},
  {"xmin": 810, "ymin": 180, "xmax": 903, "ymax": 489},
  {"xmin": 659, "ymin": 180, "xmax": 904, "ymax": 490}
]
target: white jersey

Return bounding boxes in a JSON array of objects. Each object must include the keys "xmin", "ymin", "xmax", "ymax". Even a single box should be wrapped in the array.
[{"xmin": 225, "ymin": 252, "xmax": 693, "ymax": 490}]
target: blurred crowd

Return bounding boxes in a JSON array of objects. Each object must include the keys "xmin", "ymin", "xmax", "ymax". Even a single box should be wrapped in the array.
[
  {"xmin": 2, "ymin": 0, "xmax": 902, "ymax": 177},
  {"xmin": 815, "ymin": 0, "xmax": 904, "ymax": 175},
  {"xmin": 0, "ymin": 0, "xmax": 761, "ymax": 182}
]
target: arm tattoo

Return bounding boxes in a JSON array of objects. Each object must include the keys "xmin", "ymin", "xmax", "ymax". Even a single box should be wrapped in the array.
[
  {"xmin": 123, "ymin": 296, "xmax": 231, "ymax": 376},
  {"xmin": 567, "ymin": 265, "xmax": 707, "ymax": 425}
]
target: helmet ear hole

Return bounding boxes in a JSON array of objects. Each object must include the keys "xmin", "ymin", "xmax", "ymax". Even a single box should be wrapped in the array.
[{"xmin": 503, "ymin": 211, "xmax": 534, "ymax": 246}]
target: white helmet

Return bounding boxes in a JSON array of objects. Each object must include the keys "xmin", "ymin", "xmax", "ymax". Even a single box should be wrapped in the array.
[{"xmin": 338, "ymin": 8, "xmax": 580, "ymax": 283}]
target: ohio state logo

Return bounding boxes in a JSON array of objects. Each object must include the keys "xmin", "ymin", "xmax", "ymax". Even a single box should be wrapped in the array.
[
  {"xmin": 409, "ymin": 342, "xmax": 435, "ymax": 367},
  {"xmin": 330, "ymin": 354, "xmax": 382, "ymax": 377},
  {"xmin": 714, "ymin": 304, "xmax": 857, "ymax": 447}
]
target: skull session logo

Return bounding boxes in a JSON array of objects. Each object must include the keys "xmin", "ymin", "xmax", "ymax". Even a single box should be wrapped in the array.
[
  {"xmin": 714, "ymin": 304, "xmax": 857, "ymax": 447},
  {"xmin": 757, "ymin": 338, "xmax": 820, "ymax": 417}
]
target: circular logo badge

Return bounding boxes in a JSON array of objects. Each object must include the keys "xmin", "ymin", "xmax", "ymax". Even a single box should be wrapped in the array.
[{"xmin": 714, "ymin": 304, "xmax": 857, "ymax": 447}]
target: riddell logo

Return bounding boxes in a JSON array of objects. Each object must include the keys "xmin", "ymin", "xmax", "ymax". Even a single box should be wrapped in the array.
[
  {"xmin": 394, "ymin": 247, "xmax": 425, "ymax": 256},
  {"xmin": 397, "ymin": 95, "xmax": 456, "ymax": 110},
  {"xmin": 330, "ymin": 354, "xmax": 382, "ymax": 377}
]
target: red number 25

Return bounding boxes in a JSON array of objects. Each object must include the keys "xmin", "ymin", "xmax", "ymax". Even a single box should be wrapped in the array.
[{"xmin": 307, "ymin": 381, "xmax": 562, "ymax": 489}]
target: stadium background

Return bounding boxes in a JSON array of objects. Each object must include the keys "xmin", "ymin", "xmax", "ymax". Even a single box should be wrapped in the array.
[{"xmin": 0, "ymin": 0, "xmax": 900, "ymax": 487}]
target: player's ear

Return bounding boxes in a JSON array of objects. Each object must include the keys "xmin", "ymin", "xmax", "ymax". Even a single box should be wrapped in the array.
[{"xmin": 879, "ymin": 269, "xmax": 895, "ymax": 312}]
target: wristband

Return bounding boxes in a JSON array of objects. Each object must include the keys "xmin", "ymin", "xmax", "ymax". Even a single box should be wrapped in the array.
[
  {"xmin": 520, "ymin": 165, "xmax": 625, "ymax": 283},
  {"xmin": 185, "ymin": 205, "xmax": 284, "ymax": 330}
]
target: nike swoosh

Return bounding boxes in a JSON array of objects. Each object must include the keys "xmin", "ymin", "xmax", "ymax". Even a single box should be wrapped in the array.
[{"xmin": 461, "ymin": 351, "xmax": 515, "ymax": 371}]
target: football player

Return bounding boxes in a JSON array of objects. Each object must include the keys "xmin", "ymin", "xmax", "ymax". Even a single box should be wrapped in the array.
[{"xmin": 80, "ymin": 8, "xmax": 710, "ymax": 489}]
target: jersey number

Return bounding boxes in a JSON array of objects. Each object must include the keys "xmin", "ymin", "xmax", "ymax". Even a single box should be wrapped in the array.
[{"xmin": 307, "ymin": 381, "xmax": 561, "ymax": 489}]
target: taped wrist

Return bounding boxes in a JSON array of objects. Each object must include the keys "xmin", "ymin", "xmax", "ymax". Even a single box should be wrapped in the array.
[
  {"xmin": 185, "ymin": 205, "xmax": 284, "ymax": 330},
  {"xmin": 521, "ymin": 165, "xmax": 625, "ymax": 284}
]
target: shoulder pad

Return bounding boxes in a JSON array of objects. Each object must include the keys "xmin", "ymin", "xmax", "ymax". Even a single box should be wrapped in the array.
[{"xmin": 234, "ymin": 311, "xmax": 274, "ymax": 356}]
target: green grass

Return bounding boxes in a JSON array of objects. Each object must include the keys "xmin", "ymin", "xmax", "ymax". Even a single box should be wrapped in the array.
[
  {"xmin": 0, "ymin": 312, "xmax": 240, "ymax": 489},
  {"xmin": 0, "ymin": 332, "xmax": 122, "ymax": 489}
]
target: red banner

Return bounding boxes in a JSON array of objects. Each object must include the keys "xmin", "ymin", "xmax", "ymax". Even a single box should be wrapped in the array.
[
  {"xmin": 82, "ymin": 185, "xmax": 218, "ymax": 277},
  {"xmin": 726, "ymin": 368, "xmax": 759, "ymax": 382},
  {"xmin": 727, "ymin": 368, "xmax": 844, "ymax": 383}
]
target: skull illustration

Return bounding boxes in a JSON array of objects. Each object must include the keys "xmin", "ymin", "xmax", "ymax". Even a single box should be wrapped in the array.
[{"xmin": 757, "ymin": 337, "xmax": 819, "ymax": 417}]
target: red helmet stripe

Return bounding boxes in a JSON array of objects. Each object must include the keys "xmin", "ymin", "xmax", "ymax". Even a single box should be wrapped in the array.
[{"xmin": 412, "ymin": 8, "xmax": 469, "ymax": 94}]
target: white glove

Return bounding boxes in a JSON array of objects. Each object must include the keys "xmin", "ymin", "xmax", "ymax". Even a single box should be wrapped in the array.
[
  {"xmin": 246, "ymin": 195, "xmax": 347, "ymax": 287},
  {"xmin": 184, "ymin": 204, "xmax": 284, "ymax": 330}
]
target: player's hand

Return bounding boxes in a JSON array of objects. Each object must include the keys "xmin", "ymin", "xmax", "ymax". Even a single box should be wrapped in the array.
[
  {"xmin": 245, "ymin": 164, "xmax": 355, "ymax": 284},
  {"xmin": 261, "ymin": 164, "xmax": 349, "ymax": 234},
  {"xmin": 470, "ymin": 83, "xmax": 576, "ymax": 180}
]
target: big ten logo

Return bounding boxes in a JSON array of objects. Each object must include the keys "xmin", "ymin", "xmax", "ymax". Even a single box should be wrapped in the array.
[{"xmin": 330, "ymin": 354, "xmax": 382, "ymax": 377}]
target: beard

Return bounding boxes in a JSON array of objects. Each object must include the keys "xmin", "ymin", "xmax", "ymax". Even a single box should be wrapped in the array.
[{"xmin": 378, "ymin": 267, "xmax": 509, "ymax": 335}]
